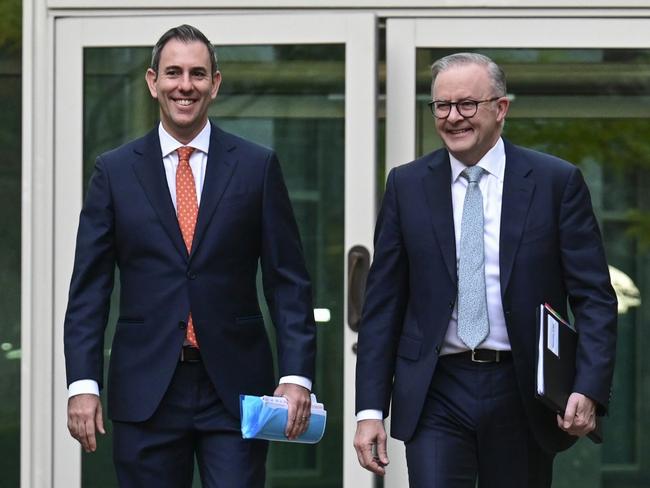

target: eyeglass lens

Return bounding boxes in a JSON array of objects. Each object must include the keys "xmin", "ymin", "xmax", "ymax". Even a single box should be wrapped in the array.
[{"xmin": 431, "ymin": 100, "xmax": 479, "ymax": 118}]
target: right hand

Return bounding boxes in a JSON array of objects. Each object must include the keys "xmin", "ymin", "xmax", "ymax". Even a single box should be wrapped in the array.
[
  {"xmin": 273, "ymin": 383, "xmax": 312, "ymax": 440},
  {"xmin": 353, "ymin": 419, "xmax": 389, "ymax": 476},
  {"xmin": 67, "ymin": 394, "xmax": 106, "ymax": 452}
]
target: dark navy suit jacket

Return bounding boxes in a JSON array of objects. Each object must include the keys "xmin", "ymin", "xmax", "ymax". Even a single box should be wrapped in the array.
[
  {"xmin": 355, "ymin": 139, "xmax": 617, "ymax": 453},
  {"xmin": 64, "ymin": 122, "xmax": 316, "ymax": 423}
]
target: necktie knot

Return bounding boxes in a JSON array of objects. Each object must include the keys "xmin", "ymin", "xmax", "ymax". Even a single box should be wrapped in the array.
[
  {"xmin": 461, "ymin": 165, "xmax": 484, "ymax": 184},
  {"xmin": 177, "ymin": 146, "xmax": 195, "ymax": 163}
]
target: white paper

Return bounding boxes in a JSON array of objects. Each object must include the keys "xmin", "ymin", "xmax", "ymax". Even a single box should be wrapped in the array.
[
  {"xmin": 536, "ymin": 305, "xmax": 545, "ymax": 395},
  {"xmin": 547, "ymin": 315, "xmax": 560, "ymax": 357},
  {"xmin": 259, "ymin": 394, "xmax": 325, "ymax": 412}
]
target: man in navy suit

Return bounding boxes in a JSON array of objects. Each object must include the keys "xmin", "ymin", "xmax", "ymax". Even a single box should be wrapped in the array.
[
  {"xmin": 64, "ymin": 24, "xmax": 316, "ymax": 487},
  {"xmin": 353, "ymin": 52, "xmax": 617, "ymax": 487}
]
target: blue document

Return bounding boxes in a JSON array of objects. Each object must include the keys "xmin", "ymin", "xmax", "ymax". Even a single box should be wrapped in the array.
[{"xmin": 240, "ymin": 394, "xmax": 327, "ymax": 444}]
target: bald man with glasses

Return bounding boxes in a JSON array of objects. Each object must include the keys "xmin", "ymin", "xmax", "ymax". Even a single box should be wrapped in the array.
[{"xmin": 354, "ymin": 52, "xmax": 617, "ymax": 487}]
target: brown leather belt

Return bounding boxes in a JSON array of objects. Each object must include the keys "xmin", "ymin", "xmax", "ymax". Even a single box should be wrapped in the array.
[{"xmin": 180, "ymin": 346, "xmax": 201, "ymax": 363}]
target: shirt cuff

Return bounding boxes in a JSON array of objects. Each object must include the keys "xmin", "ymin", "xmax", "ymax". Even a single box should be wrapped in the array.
[
  {"xmin": 356, "ymin": 409, "xmax": 383, "ymax": 421},
  {"xmin": 68, "ymin": 379, "xmax": 100, "ymax": 398},
  {"xmin": 279, "ymin": 375, "xmax": 312, "ymax": 391}
]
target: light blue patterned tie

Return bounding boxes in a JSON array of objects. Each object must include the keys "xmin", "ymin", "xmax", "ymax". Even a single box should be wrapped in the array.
[{"xmin": 457, "ymin": 166, "xmax": 489, "ymax": 350}]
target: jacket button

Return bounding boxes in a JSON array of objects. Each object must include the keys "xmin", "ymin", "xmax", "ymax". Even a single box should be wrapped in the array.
[
  {"xmin": 178, "ymin": 321, "xmax": 187, "ymax": 330},
  {"xmin": 187, "ymin": 271, "xmax": 196, "ymax": 280},
  {"xmin": 435, "ymin": 345, "xmax": 441, "ymax": 354},
  {"xmin": 448, "ymin": 301, "xmax": 454, "ymax": 309}
]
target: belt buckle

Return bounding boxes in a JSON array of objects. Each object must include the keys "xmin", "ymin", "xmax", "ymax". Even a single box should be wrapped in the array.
[{"xmin": 471, "ymin": 349, "xmax": 498, "ymax": 363}]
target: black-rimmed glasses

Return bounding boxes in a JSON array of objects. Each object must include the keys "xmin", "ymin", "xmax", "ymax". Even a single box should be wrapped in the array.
[{"xmin": 427, "ymin": 97, "xmax": 502, "ymax": 119}]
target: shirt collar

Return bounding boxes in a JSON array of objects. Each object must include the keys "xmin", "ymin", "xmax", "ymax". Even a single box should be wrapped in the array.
[
  {"xmin": 450, "ymin": 137, "xmax": 506, "ymax": 183},
  {"xmin": 158, "ymin": 121, "xmax": 211, "ymax": 158}
]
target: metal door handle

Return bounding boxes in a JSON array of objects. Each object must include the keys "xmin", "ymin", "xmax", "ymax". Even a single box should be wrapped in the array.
[{"xmin": 348, "ymin": 245, "xmax": 370, "ymax": 334}]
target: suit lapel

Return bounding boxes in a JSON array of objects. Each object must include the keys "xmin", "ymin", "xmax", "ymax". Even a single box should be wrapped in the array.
[
  {"xmin": 131, "ymin": 128, "xmax": 188, "ymax": 258},
  {"xmin": 191, "ymin": 124, "xmax": 236, "ymax": 257},
  {"xmin": 422, "ymin": 151, "xmax": 457, "ymax": 286},
  {"xmin": 500, "ymin": 141, "xmax": 535, "ymax": 294}
]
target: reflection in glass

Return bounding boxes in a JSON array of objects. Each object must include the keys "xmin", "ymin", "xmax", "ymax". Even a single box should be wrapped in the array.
[
  {"xmin": 83, "ymin": 44, "xmax": 344, "ymax": 487},
  {"xmin": 416, "ymin": 47, "xmax": 650, "ymax": 487}
]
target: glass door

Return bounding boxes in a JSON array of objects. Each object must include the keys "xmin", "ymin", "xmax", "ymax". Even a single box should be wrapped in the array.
[
  {"xmin": 386, "ymin": 16, "xmax": 650, "ymax": 488},
  {"xmin": 53, "ymin": 13, "xmax": 376, "ymax": 488}
]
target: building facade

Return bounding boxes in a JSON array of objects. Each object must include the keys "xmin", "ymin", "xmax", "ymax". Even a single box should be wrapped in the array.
[{"xmin": 13, "ymin": 1, "xmax": 650, "ymax": 486}]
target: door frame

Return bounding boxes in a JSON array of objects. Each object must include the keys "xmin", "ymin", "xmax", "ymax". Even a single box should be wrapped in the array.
[
  {"xmin": 41, "ymin": 12, "xmax": 377, "ymax": 488},
  {"xmin": 26, "ymin": 7, "xmax": 650, "ymax": 488}
]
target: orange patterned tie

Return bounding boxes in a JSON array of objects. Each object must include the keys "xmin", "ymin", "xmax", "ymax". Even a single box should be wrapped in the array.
[{"xmin": 176, "ymin": 146, "xmax": 199, "ymax": 348}]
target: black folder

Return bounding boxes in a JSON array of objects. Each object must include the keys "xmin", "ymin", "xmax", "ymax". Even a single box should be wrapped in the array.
[{"xmin": 535, "ymin": 303, "xmax": 603, "ymax": 444}]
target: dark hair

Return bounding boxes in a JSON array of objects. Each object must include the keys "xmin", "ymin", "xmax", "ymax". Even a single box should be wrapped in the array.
[
  {"xmin": 150, "ymin": 24, "xmax": 218, "ymax": 75},
  {"xmin": 431, "ymin": 52, "xmax": 507, "ymax": 97}
]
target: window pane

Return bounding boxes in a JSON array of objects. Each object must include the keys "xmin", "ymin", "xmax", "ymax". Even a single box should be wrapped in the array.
[{"xmin": 0, "ymin": 27, "xmax": 21, "ymax": 488}]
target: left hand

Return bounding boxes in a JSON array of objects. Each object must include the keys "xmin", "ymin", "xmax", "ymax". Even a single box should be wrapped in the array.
[
  {"xmin": 274, "ymin": 383, "xmax": 311, "ymax": 440},
  {"xmin": 557, "ymin": 392, "xmax": 597, "ymax": 437}
]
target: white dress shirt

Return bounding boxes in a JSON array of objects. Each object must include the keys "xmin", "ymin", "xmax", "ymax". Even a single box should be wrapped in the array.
[
  {"xmin": 441, "ymin": 137, "xmax": 509, "ymax": 354},
  {"xmin": 69, "ymin": 121, "xmax": 310, "ymax": 398},
  {"xmin": 357, "ymin": 138, "xmax": 510, "ymax": 422}
]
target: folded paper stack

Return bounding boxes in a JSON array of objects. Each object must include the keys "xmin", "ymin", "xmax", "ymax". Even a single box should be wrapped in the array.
[{"xmin": 240, "ymin": 394, "xmax": 327, "ymax": 443}]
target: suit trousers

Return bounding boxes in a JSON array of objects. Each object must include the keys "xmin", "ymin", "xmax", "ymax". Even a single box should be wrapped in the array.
[
  {"xmin": 405, "ymin": 353, "xmax": 555, "ymax": 488},
  {"xmin": 112, "ymin": 360, "xmax": 268, "ymax": 488}
]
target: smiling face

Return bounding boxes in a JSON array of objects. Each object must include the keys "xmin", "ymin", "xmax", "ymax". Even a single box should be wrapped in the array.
[
  {"xmin": 145, "ymin": 38, "xmax": 221, "ymax": 144},
  {"xmin": 432, "ymin": 63, "xmax": 509, "ymax": 165}
]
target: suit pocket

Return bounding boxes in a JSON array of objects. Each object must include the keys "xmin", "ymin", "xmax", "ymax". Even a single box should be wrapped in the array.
[
  {"xmin": 219, "ymin": 192, "xmax": 254, "ymax": 210},
  {"xmin": 235, "ymin": 314, "xmax": 264, "ymax": 325},
  {"xmin": 520, "ymin": 224, "xmax": 554, "ymax": 245},
  {"xmin": 397, "ymin": 334, "xmax": 421, "ymax": 361}
]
